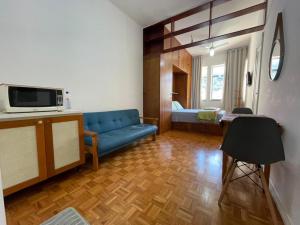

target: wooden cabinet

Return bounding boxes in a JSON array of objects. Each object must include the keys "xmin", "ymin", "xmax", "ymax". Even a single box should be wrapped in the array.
[
  {"xmin": 160, "ymin": 52, "xmax": 173, "ymax": 132},
  {"xmin": 0, "ymin": 113, "xmax": 84, "ymax": 196},
  {"xmin": 172, "ymin": 51, "xmax": 179, "ymax": 67},
  {"xmin": 144, "ymin": 25, "xmax": 192, "ymax": 133}
]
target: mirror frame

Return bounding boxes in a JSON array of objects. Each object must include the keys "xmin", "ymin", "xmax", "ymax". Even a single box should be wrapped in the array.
[{"xmin": 269, "ymin": 12, "xmax": 285, "ymax": 81}]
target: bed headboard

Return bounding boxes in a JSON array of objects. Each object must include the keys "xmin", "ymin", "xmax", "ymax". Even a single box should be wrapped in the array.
[{"xmin": 172, "ymin": 101, "xmax": 184, "ymax": 111}]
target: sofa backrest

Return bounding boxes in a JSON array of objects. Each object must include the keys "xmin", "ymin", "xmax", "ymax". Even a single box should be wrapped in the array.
[{"xmin": 83, "ymin": 109, "xmax": 141, "ymax": 134}]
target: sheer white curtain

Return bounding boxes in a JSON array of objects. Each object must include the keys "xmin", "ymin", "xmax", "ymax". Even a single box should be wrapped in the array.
[
  {"xmin": 223, "ymin": 47, "xmax": 248, "ymax": 112},
  {"xmin": 191, "ymin": 56, "xmax": 202, "ymax": 109}
]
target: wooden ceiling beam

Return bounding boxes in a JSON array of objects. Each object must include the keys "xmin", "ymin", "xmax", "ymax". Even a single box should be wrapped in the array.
[
  {"xmin": 209, "ymin": 2, "xmax": 213, "ymax": 38},
  {"xmin": 162, "ymin": 25, "xmax": 264, "ymax": 53},
  {"xmin": 163, "ymin": 21, "xmax": 210, "ymax": 40},
  {"xmin": 145, "ymin": 2, "xmax": 267, "ymax": 43}
]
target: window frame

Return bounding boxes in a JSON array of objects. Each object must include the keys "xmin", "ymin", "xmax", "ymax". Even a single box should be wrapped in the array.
[
  {"xmin": 210, "ymin": 64, "xmax": 225, "ymax": 101},
  {"xmin": 201, "ymin": 63, "xmax": 225, "ymax": 102}
]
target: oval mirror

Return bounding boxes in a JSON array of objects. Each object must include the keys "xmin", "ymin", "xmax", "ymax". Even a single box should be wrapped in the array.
[
  {"xmin": 270, "ymin": 40, "xmax": 281, "ymax": 80},
  {"xmin": 269, "ymin": 12, "xmax": 285, "ymax": 81}
]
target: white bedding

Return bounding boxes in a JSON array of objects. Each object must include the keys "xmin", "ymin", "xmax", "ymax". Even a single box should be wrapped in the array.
[{"xmin": 172, "ymin": 108, "xmax": 225, "ymax": 124}]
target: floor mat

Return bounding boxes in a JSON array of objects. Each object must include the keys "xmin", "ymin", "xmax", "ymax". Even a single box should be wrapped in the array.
[{"xmin": 41, "ymin": 207, "xmax": 89, "ymax": 225}]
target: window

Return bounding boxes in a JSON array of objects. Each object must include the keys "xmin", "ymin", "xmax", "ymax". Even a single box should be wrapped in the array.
[
  {"xmin": 201, "ymin": 64, "xmax": 225, "ymax": 102},
  {"xmin": 211, "ymin": 65, "xmax": 225, "ymax": 100},
  {"xmin": 201, "ymin": 67, "xmax": 208, "ymax": 100}
]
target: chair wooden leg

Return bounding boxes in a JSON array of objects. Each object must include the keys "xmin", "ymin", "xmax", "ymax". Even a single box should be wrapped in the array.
[
  {"xmin": 222, "ymin": 157, "xmax": 234, "ymax": 184},
  {"xmin": 218, "ymin": 160, "xmax": 237, "ymax": 206},
  {"xmin": 259, "ymin": 167, "xmax": 279, "ymax": 225},
  {"xmin": 222, "ymin": 153, "xmax": 229, "ymax": 181}
]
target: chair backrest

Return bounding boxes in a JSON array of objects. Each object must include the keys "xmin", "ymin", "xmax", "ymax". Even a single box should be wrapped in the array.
[
  {"xmin": 221, "ymin": 117, "xmax": 285, "ymax": 164},
  {"xmin": 83, "ymin": 109, "xmax": 140, "ymax": 134},
  {"xmin": 232, "ymin": 107, "xmax": 253, "ymax": 114}
]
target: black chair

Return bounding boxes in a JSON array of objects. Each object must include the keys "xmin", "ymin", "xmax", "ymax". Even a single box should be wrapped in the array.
[
  {"xmin": 218, "ymin": 117, "xmax": 284, "ymax": 225},
  {"xmin": 228, "ymin": 107, "xmax": 254, "ymax": 183},
  {"xmin": 232, "ymin": 107, "xmax": 253, "ymax": 114}
]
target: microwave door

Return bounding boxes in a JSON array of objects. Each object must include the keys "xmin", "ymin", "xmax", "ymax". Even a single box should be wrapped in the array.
[
  {"xmin": 9, "ymin": 87, "xmax": 57, "ymax": 107},
  {"xmin": 9, "ymin": 87, "xmax": 37, "ymax": 107},
  {"xmin": 36, "ymin": 89, "xmax": 57, "ymax": 107}
]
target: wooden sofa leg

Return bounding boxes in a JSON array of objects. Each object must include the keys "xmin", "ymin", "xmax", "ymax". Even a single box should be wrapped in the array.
[
  {"xmin": 92, "ymin": 146, "xmax": 99, "ymax": 171},
  {"xmin": 152, "ymin": 133, "xmax": 156, "ymax": 141}
]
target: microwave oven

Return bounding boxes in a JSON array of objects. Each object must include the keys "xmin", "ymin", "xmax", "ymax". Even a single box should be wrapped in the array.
[{"xmin": 0, "ymin": 84, "xmax": 64, "ymax": 113}]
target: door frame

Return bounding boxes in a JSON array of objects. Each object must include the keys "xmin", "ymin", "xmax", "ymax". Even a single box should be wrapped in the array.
[{"xmin": 252, "ymin": 32, "xmax": 264, "ymax": 114}]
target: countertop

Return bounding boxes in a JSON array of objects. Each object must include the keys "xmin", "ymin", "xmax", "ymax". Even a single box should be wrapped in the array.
[{"xmin": 0, "ymin": 110, "xmax": 82, "ymax": 122}]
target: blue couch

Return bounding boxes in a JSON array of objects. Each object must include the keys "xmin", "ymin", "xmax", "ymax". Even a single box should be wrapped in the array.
[{"xmin": 83, "ymin": 109, "xmax": 158, "ymax": 170}]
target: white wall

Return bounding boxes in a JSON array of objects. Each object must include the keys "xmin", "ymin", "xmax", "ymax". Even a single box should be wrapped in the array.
[
  {"xmin": 258, "ymin": 0, "xmax": 300, "ymax": 224},
  {"xmin": 201, "ymin": 52, "xmax": 226, "ymax": 108},
  {"xmin": 0, "ymin": 0, "xmax": 143, "ymax": 113}
]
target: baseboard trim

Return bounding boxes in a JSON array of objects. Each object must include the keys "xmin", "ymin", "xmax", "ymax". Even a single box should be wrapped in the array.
[{"xmin": 269, "ymin": 181, "xmax": 293, "ymax": 225}]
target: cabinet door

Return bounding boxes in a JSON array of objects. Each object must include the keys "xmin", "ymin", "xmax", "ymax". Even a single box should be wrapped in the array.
[
  {"xmin": 45, "ymin": 115, "xmax": 84, "ymax": 177},
  {"xmin": 0, "ymin": 170, "xmax": 7, "ymax": 225},
  {"xmin": 0, "ymin": 119, "xmax": 47, "ymax": 196},
  {"xmin": 160, "ymin": 53, "xmax": 173, "ymax": 133}
]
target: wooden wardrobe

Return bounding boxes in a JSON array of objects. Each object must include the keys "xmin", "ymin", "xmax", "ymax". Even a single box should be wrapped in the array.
[{"xmin": 143, "ymin": 25, "xmax": 192, "ymax": 133}]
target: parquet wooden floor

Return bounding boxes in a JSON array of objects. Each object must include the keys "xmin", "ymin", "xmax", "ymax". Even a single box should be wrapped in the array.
[{"xmin": 4, "ymin": 131, "xmax": 283, "ymax": 225}]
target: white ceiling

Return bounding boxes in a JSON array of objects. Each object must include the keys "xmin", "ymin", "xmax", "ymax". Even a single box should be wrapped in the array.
[
  {"xmin": 110, "ymin": 0, "xmax": 265, "ymax": 56},
  {"xmin": 109, "ymin": 0, "xmax": 207, "ymax": 27}
]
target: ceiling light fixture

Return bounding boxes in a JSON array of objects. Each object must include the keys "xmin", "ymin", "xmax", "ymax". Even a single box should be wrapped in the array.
[{"xmin": 209, "ymin": 47, "xmax": 215, "ymax": 57}]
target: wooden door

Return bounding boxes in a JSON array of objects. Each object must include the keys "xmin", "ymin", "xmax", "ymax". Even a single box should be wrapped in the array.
[
  {"xmin": 45, "ymin": 115, "xmax": 85, "ymax": 177},
  {"xmin": 143, "ymin": 55, "xmax": 161, "ymax": 120},
  {"xmin": 160, "ymin": 53, "xmax": 173, "ymax": 133},
  {"xmin": 0, "ymin": 119, "xmax": 47, "ymax": 196}
]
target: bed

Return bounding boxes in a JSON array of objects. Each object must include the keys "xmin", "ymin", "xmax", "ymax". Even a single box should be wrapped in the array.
[{"xmin": 171, "ymin": 101, "xmax": 225, "ymax": 135}]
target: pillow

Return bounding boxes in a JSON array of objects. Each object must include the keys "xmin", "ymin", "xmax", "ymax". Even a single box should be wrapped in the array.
[{"xmin": 172, "ymin": 101, "xmax": 184, "ymax": 111}]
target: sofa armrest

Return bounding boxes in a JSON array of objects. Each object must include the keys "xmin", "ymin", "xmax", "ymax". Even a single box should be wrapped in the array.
[
  {"xmin": 139, "ymin": 116, "xmax": 159, "ymax": 126},
  {"xmin": 84, "ymin": 130, "xmax": 99, "ymax": 170},
  {"xmin": 84, "ymin": 130, "xmax": 98, "ymax": 147},
  {"xmin": 84, "ymin": 130, "xmax": 97, "ymax": 138}
]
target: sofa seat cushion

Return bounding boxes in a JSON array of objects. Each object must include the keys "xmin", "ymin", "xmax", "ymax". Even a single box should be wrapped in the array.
[{"xmin": 85, "ymin": 124, "xmax": 157, "ymax": 156}]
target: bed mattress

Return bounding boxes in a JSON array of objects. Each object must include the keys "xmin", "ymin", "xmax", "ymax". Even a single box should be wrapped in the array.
[{"xmin": 171, "ymin": 109, "xmax": 225, "ymax": 124}]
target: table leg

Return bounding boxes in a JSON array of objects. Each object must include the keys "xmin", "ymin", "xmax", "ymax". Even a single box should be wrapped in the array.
[{"xmin": 264, "ymin": 165, "xmax": 271, "ymax": 186}]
